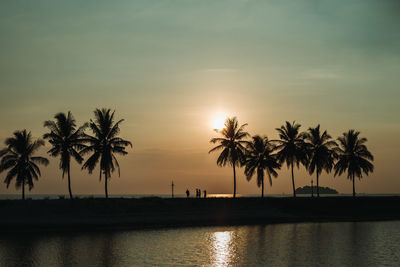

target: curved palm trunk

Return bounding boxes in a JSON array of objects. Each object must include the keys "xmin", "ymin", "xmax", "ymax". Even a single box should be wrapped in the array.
[
  {"xmin": 67, "ymin": 165, "xmax": 73, "ymax": 200},
  {"xmin": 105, "ymin": 173, "xmax": 109, "ymax": 199},
  {"xmin": 311, "ymin": 181, "xmax": 314, "ymax": 197},
  {"xmin": 22, "ymin": 182, "xmax": 25, "ymax": 200},
  {"xmin": 232, "ymin": 164, "xmax": 237, "ymax": 198},
  {"xmin": 291, "ymin": 163, "xmax": 296, "ymax": 197},
  {"xmin": 352, "ymin": 174, "xmax": 356, "ymax": 198},
  {"xmin": 261, "ymin": 177, "xmax": 264, "ymax": 198},
  {"xmin": 316, "ymin": 172, "xmax": 319, "ymax": 197}
]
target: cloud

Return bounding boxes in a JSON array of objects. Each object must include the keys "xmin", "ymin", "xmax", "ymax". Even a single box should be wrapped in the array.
[
  {"xmin": 204, "ymin": 68, "xmax": 239, "ymax": 73},
  {"xmin": 301, "ymin": 69, "xmax": 340, "ymax": 80}
]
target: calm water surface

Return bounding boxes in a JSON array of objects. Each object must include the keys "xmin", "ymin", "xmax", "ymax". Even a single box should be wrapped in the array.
[{"xmin": 0, "ymin": 221, "xmax": 399, "ymax": 266}]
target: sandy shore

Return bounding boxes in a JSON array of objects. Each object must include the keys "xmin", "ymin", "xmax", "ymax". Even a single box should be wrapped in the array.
[{"xmin": 0, "ymin": 197, "xmax": 399, "ymax": 232}]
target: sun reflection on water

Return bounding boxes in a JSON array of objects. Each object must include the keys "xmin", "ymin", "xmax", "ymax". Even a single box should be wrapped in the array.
[{"xmin": 212, "ymin": 231, "xmax": 233, "ymax": 266}]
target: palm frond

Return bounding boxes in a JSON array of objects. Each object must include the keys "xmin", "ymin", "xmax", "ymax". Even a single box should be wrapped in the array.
[
  {"xmin": 31, "ymin": 157, "xmax": 49, "ymax": 166},
  {"xmin": 334, "ymin": 129, "xmax": 374, "ymax": 181},
  {"xmin": 82, "ymin": 152, "xmax": 100, "ymax": 174}
]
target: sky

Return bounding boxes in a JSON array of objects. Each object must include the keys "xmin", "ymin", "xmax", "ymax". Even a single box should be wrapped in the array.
[{"xmin": 0, "ymin": 0, "xmax": 399, "ymax": 196}]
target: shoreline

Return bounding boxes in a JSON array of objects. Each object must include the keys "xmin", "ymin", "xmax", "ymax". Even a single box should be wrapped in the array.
[{"xmin": 0, "ymin": 197, "xmax": 399, "ymax": 233}]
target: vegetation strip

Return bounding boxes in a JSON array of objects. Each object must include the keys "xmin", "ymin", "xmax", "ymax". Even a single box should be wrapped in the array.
[{"xmin": 0, "ymin": 197, "xmax": 398, "ymax": 232}]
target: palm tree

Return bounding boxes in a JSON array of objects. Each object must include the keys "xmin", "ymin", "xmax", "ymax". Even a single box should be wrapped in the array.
[
  {"xmin": 81, "ymin": 108, "xmax": 132, "ymax": 198},
  {"xmin": 244, "ymin": 135, "xmax": 281, "ymax": 198},
  {"xmin": 275, "ymin": 121, "xmax": 308, "ymax": 197},
  {"xmin": 0, "ymin": 130, "xmax": 49, "ymax": 200},
  {"xmin": 209, "ymin": 117, "xmax": 249, "ymax": 198},
  {"xmin": 304, "ymin": 125, "xmax": 337, "ymax": 197},
  {"xmin": 43, "ymin": 112, "xmax": 87, "ymax": 200},
  {"xmin": 334, "ymin": 130, "xmax": 374, "ymax": 197}
]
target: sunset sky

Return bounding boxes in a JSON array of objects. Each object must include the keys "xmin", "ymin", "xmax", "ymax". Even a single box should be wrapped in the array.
[{"xmin": 1, "ymin": 0, "xmax": 399, "ymax": 195}]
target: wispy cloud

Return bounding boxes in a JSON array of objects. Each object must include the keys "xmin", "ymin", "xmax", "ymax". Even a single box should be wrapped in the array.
[
  {"xmin": 204, "ymin": 68, "xmax": 239, "ymax": 73},
  {"xmin": 300, "ymin": 69, "xmax": 340, "ymax": 80}
]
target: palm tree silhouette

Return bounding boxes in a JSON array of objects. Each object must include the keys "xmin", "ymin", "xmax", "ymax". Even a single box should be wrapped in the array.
[
  {"xmin": 209, "ymin": 117, "xmax": 249, "ymax": 198},
  {"xmin": 0, "ymin": 130, "xmax": 49, "ymax": 200},
  {"xmin": 334, "ymin": 130, "xmax": 374, "ymax": 197},
  {"xmin": 43, "ymin": 112, "xmax": 88, "ymax": 200},
  {"xmin": 304, "ymin": 125, "xmax": 337, "ymax": 197},
  {"xmin": 275, "ymin": 121, "xmax": 307, "ymax": 197},
  {"xmin": 81, "ymin": 108, "xmax": 132, "ymax": 198},
  {"xmin": 244, "ymin": 135, "xmax": 281, "ymax": 198}
]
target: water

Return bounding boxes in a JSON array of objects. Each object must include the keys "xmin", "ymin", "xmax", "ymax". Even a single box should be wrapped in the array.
[{"xmin": 0, "ymin": 221, "xmax": 399, "ymax": 266}]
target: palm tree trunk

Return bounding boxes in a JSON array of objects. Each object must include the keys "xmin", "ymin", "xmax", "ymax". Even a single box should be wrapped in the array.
[
  {"xmin": 105, "ymin": 173, "xmax": 109, "ymax": 199},
  {"xmin": 233, "ymin": 164, "xmax": 236, "ymax": 198},
  {"xmin": 352, "ymin": 174, "xmax": 356, "ymax": 197},
  {"xmin": 67, "ymin": 164, "xmax": 73, "ymax": 200},
  {"xmin": 316, "ymin": 172, "xmax": 319, "ymax": 197},
  {"xmin": 311, "ymin": 180, "xmax": 314, "ymax": 197},
  {"xmin": 22, "ymin": 182, "xmax": 25, "ymax": 200},
  {"xmin": 291, "ymin": 163, "xmax": 296, "ymax": 197},
  {"xmin": 261, "ymin": 176, "xmax": 264, "ymax": 198}
]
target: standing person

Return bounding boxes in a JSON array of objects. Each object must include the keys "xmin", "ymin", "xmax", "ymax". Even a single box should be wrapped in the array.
[
  {"xmin": 203, "ymin": 190, "xmax": 207, "ymax": 198},
  {"xmin": 186, "ymin": 189, "xmax": 190, "ymax": 198}
]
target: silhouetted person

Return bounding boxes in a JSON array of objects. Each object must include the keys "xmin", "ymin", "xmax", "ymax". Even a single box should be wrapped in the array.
[
  {"xmin": 203, "ymin": 190, "xmax": 207, "ymax": 198},
  {"xmin": 186, "ymin": 189, "xmax": 190, "ymax": 198}
]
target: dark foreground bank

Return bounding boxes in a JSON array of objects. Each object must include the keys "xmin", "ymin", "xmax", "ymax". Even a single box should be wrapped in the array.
[{"xmin": 0, "ymin": 197, "xmax": 399, "ymax": 232}]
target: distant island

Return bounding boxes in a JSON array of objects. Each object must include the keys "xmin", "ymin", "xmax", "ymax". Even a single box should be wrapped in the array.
[{"xmin": 296, "ymin": 186, "xmax": 338, "ymax": 195}]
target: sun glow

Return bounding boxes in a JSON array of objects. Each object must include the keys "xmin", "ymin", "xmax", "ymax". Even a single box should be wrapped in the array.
[{"xmin": 212, "ymin": 115, "xmax": 226, "ymax": 131}]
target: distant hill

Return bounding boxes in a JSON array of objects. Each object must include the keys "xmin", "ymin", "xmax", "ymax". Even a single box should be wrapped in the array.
[{"xmin": 295, "ymin": 185, "xmax": 338, "ymax": 194}]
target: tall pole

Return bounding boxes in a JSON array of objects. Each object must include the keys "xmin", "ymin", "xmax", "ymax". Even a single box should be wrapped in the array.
[{"xmin": 171, "ymin": 180, "xmax": 174, "ymax": 198}]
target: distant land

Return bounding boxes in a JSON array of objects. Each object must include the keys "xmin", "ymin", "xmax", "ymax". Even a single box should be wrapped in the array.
[{"xmin": 296, "ymin": 186, "xmax": 338, "ymax": 195}]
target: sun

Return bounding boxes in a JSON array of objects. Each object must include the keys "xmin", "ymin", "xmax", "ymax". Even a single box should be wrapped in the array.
[{"xmin": 212, "ymin": 115, "xmax": 226, "ymax": 131}]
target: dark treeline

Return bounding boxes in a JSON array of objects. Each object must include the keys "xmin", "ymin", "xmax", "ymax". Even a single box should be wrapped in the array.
[
  {"xmin": 209, "ymin": 117, "xmax": 374, "ymax": 198},
  {"xmin": 0, "ymin": 114, "xmax": 374, "ymax": 200},
  {"xmin": 0, "ymin": 108, "xmax": 132, "ymax": 200}
]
